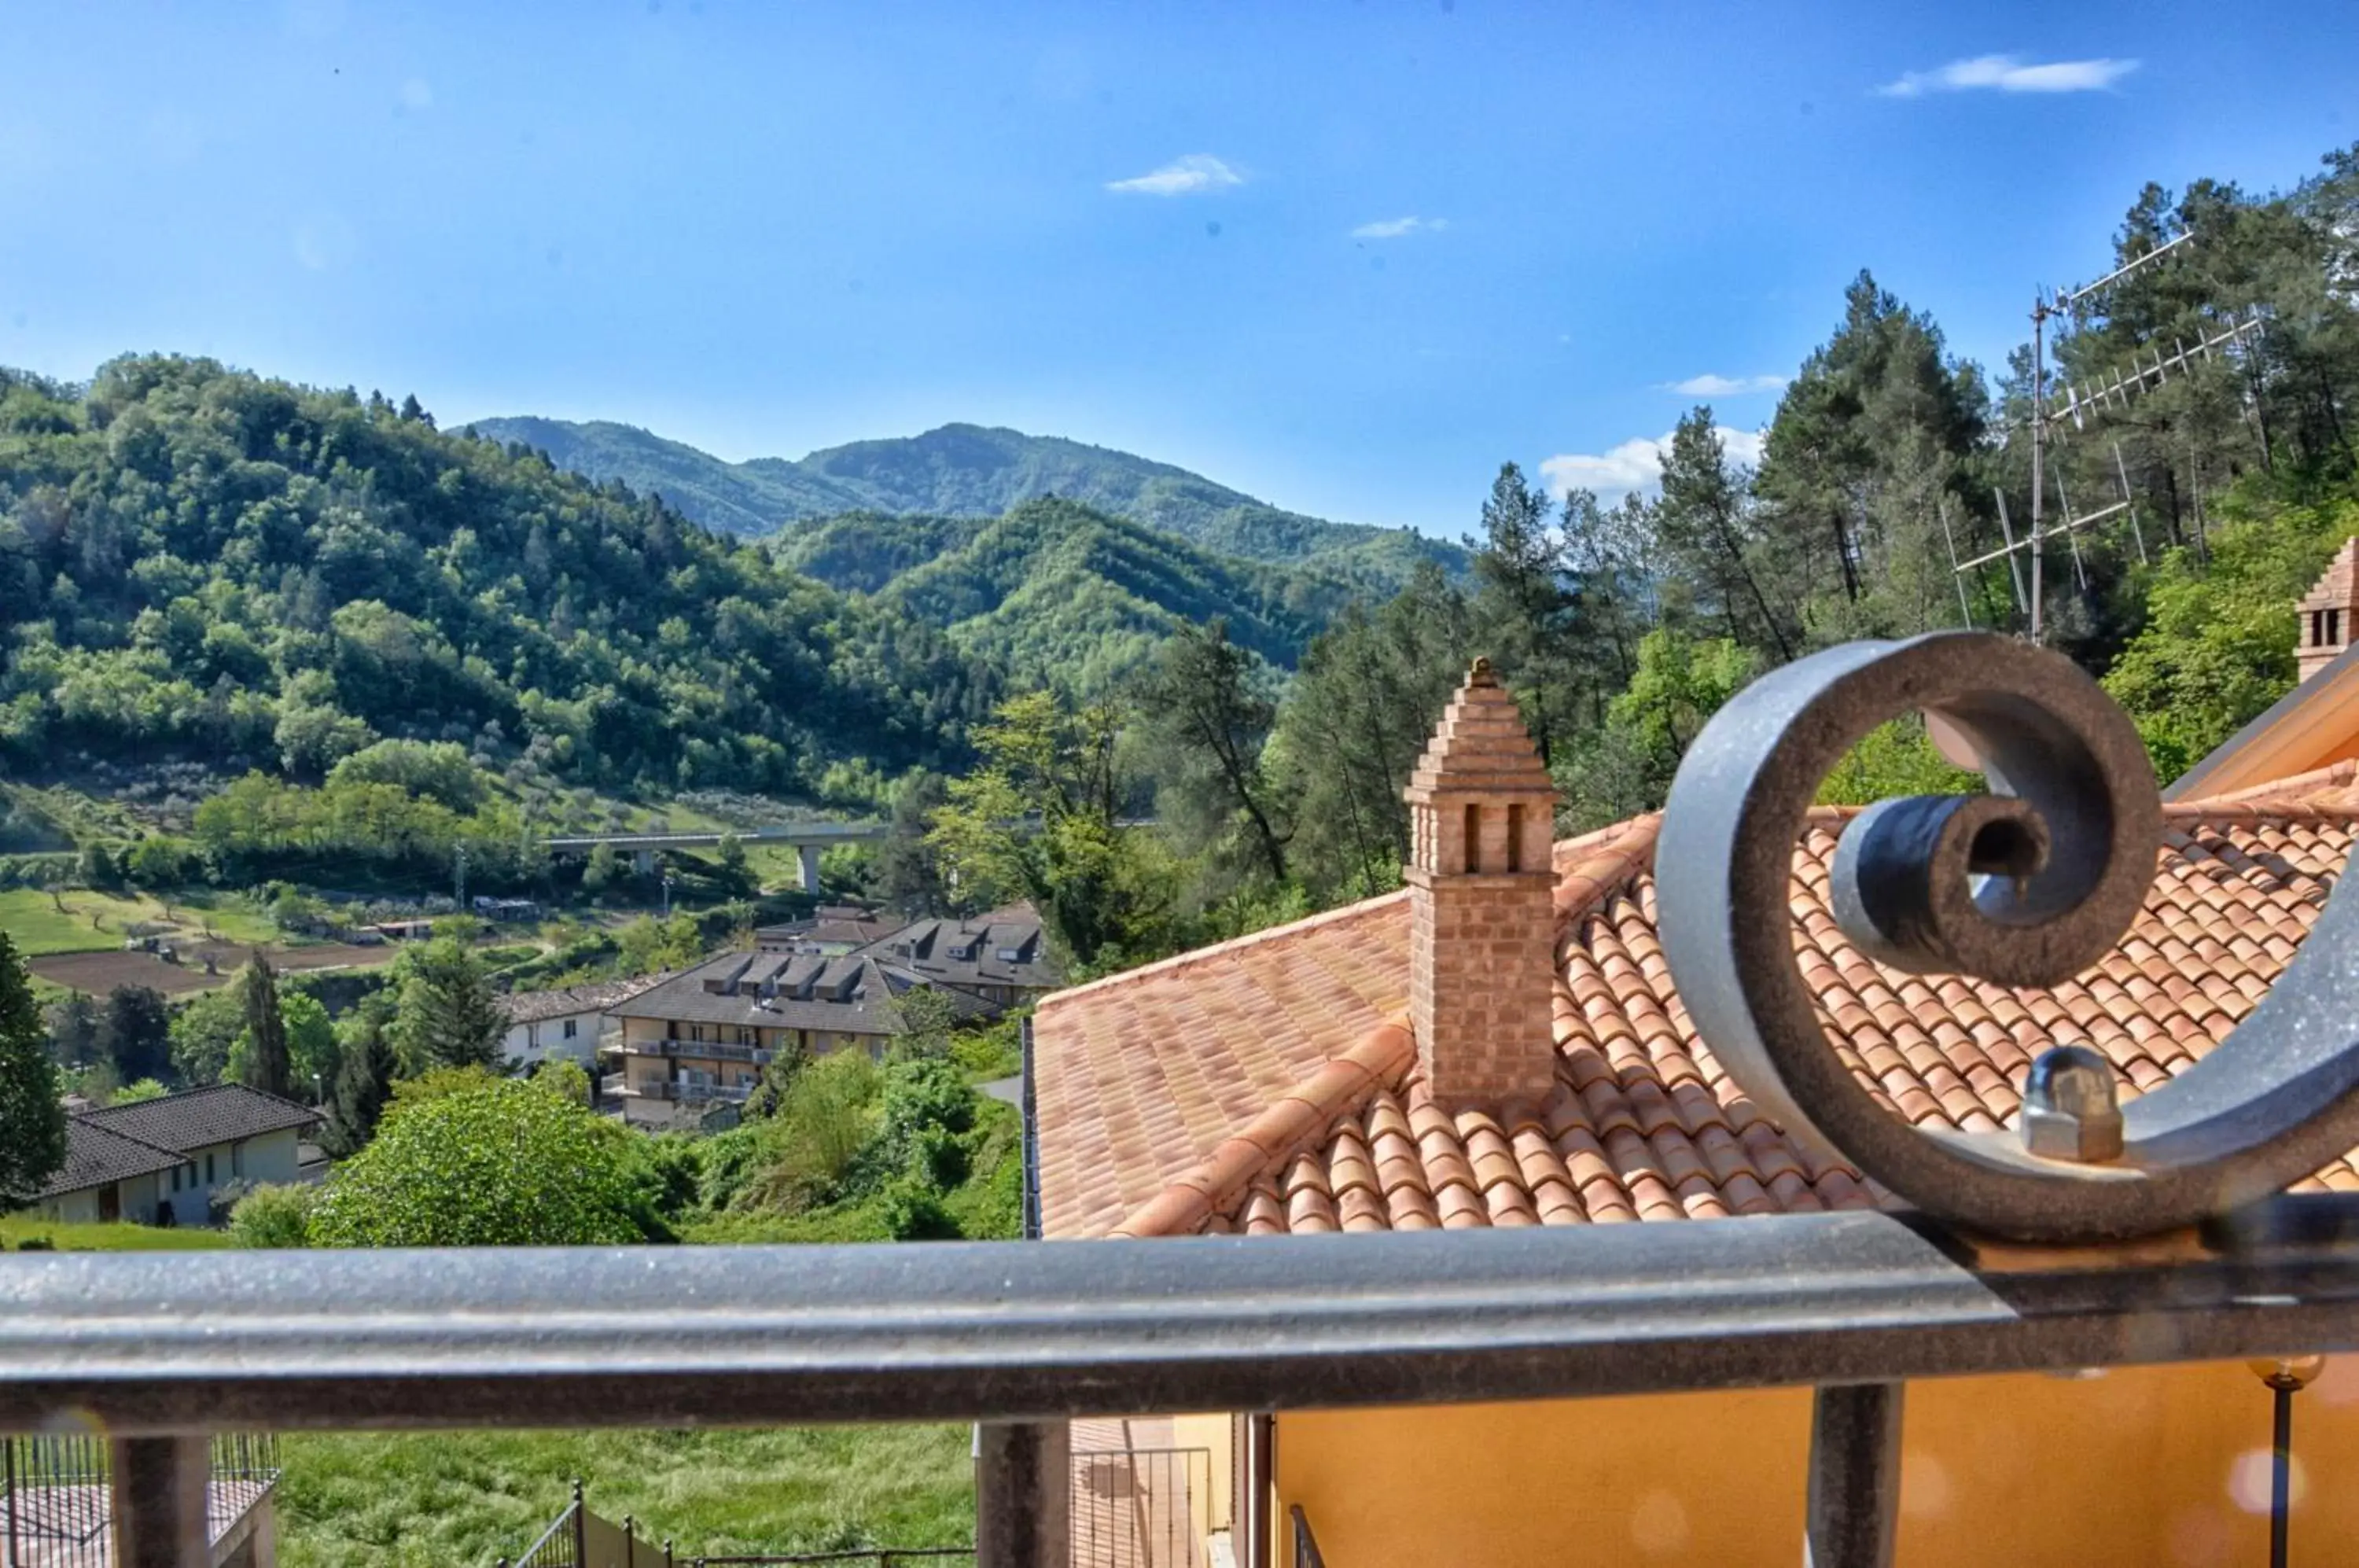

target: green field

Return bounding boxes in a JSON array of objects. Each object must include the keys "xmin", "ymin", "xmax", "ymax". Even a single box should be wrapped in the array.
[
  {"xmin": 0, "ymin": 888, "xmax": 280, "ymax": 955},
  {"xmin": 275, "ymin": 1426, "xmax": 974, "ymax": 1567},
  {"xmin": 0, "ymin": 1216, "xmax": 237, "ymax": 1251}
]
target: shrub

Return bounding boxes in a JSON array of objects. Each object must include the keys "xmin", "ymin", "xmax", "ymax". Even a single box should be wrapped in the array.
[
  {"xmin": 227, "ymin": 1183, "xmax": 318, "ymax": 1248},
  {"xmin": 877, "ymin": 1173, "xmax": 959, "ymax": 1241},
  {"xmin": 307, "ymin": 1079, "xmax": 667, "ymax": 1247}
]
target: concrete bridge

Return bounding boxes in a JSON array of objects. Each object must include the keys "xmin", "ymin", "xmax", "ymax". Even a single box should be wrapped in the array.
[{"xmin": 539, "ymin": 822, "xmax": 886, "ymax": 891}]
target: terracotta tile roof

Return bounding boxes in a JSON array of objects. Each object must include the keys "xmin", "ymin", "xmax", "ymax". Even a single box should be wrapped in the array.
[{"xmin": 1033, "ymin": 793, "xmax": 2359, "ymax": 1240}]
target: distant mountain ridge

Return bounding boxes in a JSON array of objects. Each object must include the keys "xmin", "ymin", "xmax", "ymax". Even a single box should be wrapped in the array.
[
  {"xmin": 776, "ymin": 497, "xmax": 1355, "ymax": 693},
  {"xmin": 463, "ymin": 416, "xmax": 1465, "ymax": 587}
]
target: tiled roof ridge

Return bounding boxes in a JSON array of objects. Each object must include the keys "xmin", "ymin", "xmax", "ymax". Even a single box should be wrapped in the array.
[
  {"xmin": 80, "ymin": 1080, "xmax": 314, "ymax": 1124},
  {"xmin": 2167, "ymin": 759, "xmax": 2359, "ymax": 809},
  {"xmin": 1040, "ymin": 889, "xmax": 1411, "ymax": 1007},
  {"xmin": 64, "ymin": 1116, "xmax": 180, "ymax": 1160},
  {"xmin": 1551, "ymin": 813, "xmax": 1662, "ymax": 929},
  {"xmin": 1107, "ymin": 1020, "xmax": 1417, "ymax": 1239}
]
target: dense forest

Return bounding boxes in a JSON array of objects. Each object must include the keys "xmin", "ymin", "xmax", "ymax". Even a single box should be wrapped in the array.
[
  {"xmin": 0, "ymin": 359, "xmax": 993, "ymax": 800},
  {"xmin": 466, "ymin": 414, "xmax": 1467, "ymax": 587},
  {"xmin": 777, "ymin": 498, "xmax": 1353, "ymax": 690}
]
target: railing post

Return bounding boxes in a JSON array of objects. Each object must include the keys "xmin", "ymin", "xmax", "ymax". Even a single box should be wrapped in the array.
[
  {"xmin": 572, "ymin": 1477, "xmax": 588, "ymax": 1567},
  {"xmin": 624, "ymin": 1513, "xmax": 636, "ymax": 1568},
  {"xmin": 109, "ymin": 1435, "xmax": 210, "ymax": 1568},
  {"xmin": 5, "ymin": 1436, "xmax": 17, "ymax": 1568},
  {"xmin": 976, "ymin": 1420, "xmax": 1068, "ymax": 1568},
  {"xmin": 1805, "ymin": 1382, "xmax": 1904, "ymax": 1568}
]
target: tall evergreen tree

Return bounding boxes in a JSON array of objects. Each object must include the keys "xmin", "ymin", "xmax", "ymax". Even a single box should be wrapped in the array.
[
  {"xmin": 98, "ymin": 985, "xmax": 172, "ymax": 1084},
  {"xmin": 322, "ymin": 1022, "xmax": 400, "ymax": 1158},
  {"xmin": 1135, "ymin": 618, "xmax": 1290, "ymax": 885},
  {"xmin": 1652, "ymin": 409, "xmax": 1798, "ymax": 661},
  {"xmin": 0, "ymin": 935, "xmax": 68, "ymax": 1210},
  {"xmin": 392, "ymin": 937, "xmax": 508, "ymax": 1071},
  {"xmin": 241, "ymin": 952, "xmax": 292, "ymax": 1099},
  {"xmin": 1468, "ymin": 463, "xmax": 1578, "ymax": 767}
]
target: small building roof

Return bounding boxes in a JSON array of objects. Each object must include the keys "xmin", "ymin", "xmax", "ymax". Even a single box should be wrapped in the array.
[
  {"xmin": 79, "ymin": 1083, "xmax": 321, "ymax": 1157},
  {"xmin": 39, "ymin": 1120, "xmax": 181, "ymax": 1200},
  {"xmin": 1033, "ymin": 771, "xmax": 2359, "ymax": 1241},
  {"xmin": 610, "ymin": 951, "xmax": 995, "ymax": 1036},
  {"xmin": 855, "ymin": 904, "xmax": 1061, "ymax": 992},
  {"xmin": 499, "ymin": 972, "xmax": 673, "ymax": 1026}
]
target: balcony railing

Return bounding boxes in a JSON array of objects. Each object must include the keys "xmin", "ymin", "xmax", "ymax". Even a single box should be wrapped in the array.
[
  {"xmin": 675, "ymin": 1081, "xmax": 753, "ymax": 1105},
  {"xmin": 9, "ymin": 1196, "xmax": 2359, "ymax": 1566},
  {"xmin": 615, "ymin": 1040, "xmax": 775, "ymax": 1065}
]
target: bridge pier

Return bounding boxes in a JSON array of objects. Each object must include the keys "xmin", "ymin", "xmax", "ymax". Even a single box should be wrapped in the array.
[
  {"xmin": 798, "ymin": 843, "xmax": 824, "ymax": 894},
  {"xmin": 634, "ymin": 848, "xmax": 657, "ymax": 876}
]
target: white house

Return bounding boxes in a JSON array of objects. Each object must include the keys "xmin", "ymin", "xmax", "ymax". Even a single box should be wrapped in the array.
[
  {"xmin": 498, "ymin": 974, "xmax": 672, "ymax": 1071},
  {"xmin": 32, "ymin": 1084, "xmax": 322, "ymax": 1227}
]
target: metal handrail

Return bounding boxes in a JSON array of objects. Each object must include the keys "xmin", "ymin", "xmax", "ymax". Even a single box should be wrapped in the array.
[
  {"xmin": 1289, "ymin": 1506, "xmax": 1324, "ymax": 1568},
  {"xmin": 2, "ymin": 1199, "xmax": 2356, "ymax": 1431}
]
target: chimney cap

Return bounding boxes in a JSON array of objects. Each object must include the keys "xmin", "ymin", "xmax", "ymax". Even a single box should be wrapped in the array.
[{"xmin": 1468, "ymin": 656, "xmax": 1498, "ymax": 687}]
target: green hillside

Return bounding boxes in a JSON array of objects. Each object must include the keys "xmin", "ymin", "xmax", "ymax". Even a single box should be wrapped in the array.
[
  {"xmin": 778, "ymin": 498, "xmax": 1352, "ymax": 690},
  {"xmin": 0, "ymin": 358, "xmax": 995, "ymax": 798},
  {"xmin": 464, "ymin": 415, "xmax": 1467, "ymax": 587}
]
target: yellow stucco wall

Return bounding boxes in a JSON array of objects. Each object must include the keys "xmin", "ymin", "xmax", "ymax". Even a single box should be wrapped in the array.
[{"xmin": 1272, "ymin": 1358, "xmax": 2359, "ymax": 1567}]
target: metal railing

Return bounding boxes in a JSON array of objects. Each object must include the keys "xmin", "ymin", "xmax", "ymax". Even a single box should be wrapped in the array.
[
  {"xmin": 509, "ymin": 1480, "xmax": 587, "ymax": 1568},
  {"xmin": 1287, "ymin": 1507, "xmax": 1323, "ymax": 1568},
  {"xmin": 686, "ymin": 1554, "xmax": 973, "ymax": 1566},
  {"xmin": 17, "ymin": 1196, "xmax": 2359, "ymax": 1566},
  {"xmin": 1072, "ymin": 1448, "xmax": 1211, "ymax": 1568},
  {"xmin": 2, "ymin": 1434, "xmax": 277, "ymax": 1568}
]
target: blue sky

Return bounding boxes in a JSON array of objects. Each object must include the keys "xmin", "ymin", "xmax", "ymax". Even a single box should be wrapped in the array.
[{"xmin": 2, "ymin": 2, "xmax": 2352, "ymax": 537}]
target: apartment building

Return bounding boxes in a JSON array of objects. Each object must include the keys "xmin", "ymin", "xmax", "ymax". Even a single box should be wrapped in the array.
[{"xmin": 602, "ymin": 950, "xmax": 994, "ymax": 1128}]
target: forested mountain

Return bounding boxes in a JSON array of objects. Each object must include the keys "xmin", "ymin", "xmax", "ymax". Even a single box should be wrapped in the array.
[
  {"xmin": 0, "ymin": 359, "xmax": 995, "ymax": 797},
  {"xmin": 778, "ymin": 499, "xmax": 1352, "ymax": 691},
  {"xmin": 464, "ymin": 415, "xmax": 1467, "ymax": 586}
]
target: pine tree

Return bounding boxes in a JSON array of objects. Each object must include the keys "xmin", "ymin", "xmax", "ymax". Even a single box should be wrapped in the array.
[
  {"xmin": 0, "ymin": 935, "xmax": 68, "ymax": 1209},
  {"xmin": 394, "ymin": 937, "xmax": 508, "ymax": 1070},
  {"xmin": 322, "ymin": 1023, "xmax": 399, "ymax": 1158},
  {"xmin": 241, "ymin": 953, "xmax": 292, "ymax": 1098}
]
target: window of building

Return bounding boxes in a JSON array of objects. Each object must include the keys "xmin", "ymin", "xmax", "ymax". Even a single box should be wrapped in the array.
[
  {"xmin": 230, "ymin": 1143, "xmax": 243, "ymax": 1180},
  {"xmin": 562, "ymin": 1018, "xmax": 578, "ymax": 1040},
  {"xmin": 204, "ymin": 1154, "xmax": 215, "ymax": 1185}
]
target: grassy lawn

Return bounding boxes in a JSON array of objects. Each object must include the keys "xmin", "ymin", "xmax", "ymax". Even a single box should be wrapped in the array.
[
  {"xmin": 275, "ymin": 1426, "xmax": 974, "ymax": 1567},
  {"xmin": 0, "ymin": 1216, "xmax": 236, "ymax": 1250},
  {"xmin": 0, "ymin": 887, "xmax": 281, "ymax": 955}
]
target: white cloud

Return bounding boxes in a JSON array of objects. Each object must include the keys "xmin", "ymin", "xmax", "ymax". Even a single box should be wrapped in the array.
[
  {"xmin": 1540, "ymin": 427, "xmax": 1766, "ymax": 502},
  {"xmin": 1662, "ymin": 372, "xmax": 1787, "ymax": 397},
  {"xmin": 1877, "ymin": 54, "xmax": 2139, "ymax": 98},
  {"xmin": 1351, "ymin": 215, "xmax": 1446, "ymax": 240},
  {"xmin": 1106, "ymin": 154, "xmax": 1243, "ymax": 197}
]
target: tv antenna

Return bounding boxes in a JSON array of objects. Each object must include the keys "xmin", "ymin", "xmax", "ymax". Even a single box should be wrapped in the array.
[{"xmin": 1949, "ymin": 229, "xmax": 2263, "ymax": 642}]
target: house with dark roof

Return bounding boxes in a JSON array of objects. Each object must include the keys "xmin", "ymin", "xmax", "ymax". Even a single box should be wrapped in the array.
[
  {"xmin": 1030, "ymin": 653, "xmax": 2359, "ymax": 1568},
  {"xmin": 34, "ymin": 1084, "xmax": 322, "ymax": 1226},
  {"xmin": 604, "ymin": 950, "xmax": 994, "ymax": 1128},
  {"xmin": 861, "ymin": 904, "xmax": 1060, "ymax": 1008},
  {"xmin": 756, "ymin": 905, "xmax": 911, "ymax": 956}
]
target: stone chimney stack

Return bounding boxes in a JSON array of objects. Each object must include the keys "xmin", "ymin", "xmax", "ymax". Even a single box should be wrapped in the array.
[
  {"xmin": 1404, "ymin": 658, "xmax": 1560, "ymax": 1112},
  {"xmin": 2298, "ymin": 539, "xmax": 2359, "ymax": 683}
]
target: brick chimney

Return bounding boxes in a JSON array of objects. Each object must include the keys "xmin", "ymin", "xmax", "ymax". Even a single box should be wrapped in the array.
[
  {"xmin": 2298, "ymin": 539, "xmax": 2359, "ymax": 682},
  {"xmin": 1404, "ymin": 658, "xmax": 1559, "ymax": 1111}
]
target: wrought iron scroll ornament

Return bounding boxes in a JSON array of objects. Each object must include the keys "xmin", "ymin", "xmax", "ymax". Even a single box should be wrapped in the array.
[{"xmin": 1658, "ymin": 630, "xmax": 2359, "ymax": 1243}]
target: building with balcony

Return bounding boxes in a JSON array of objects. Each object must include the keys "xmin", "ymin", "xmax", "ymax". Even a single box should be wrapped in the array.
[
  {"xmin": 602, "ymin": 950, "xmax": 995, "ymax": 1128},
  {"xmin": 1030, "ymin": 657, "xmax": 2359, "ymax": 1568}
]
